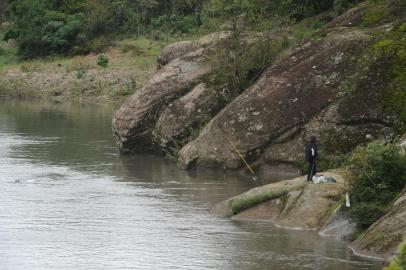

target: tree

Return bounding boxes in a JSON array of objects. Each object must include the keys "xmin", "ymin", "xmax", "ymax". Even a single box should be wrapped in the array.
[
  {"xmin": 127, "ymin": 0, "xmax": 158, "ymax": 36},
  {"xmin": 0, "ymin": 0, "xmax": 8, "ymax": 24}
]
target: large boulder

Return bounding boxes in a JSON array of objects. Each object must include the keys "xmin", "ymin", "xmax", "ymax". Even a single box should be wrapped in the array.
[
  {"xmin": 350, "ymin": 190, "xmax": 406, "ymax": 260},
  {"xmin": 112, "ymin": 31, "xmax": 268, "ymax": 154},
  {"xmin": 157, "ymin": 32, "xmax": 232, "ymax": 69},
  {"xmin": 113, "ymin": 31, "xmax": 264, "ymax": 154},
  {"xmin": 211, "ymin": 171, "xmax": 347, "ymax": 231},
  {"xmin": 153, "ymin": 83, "xmax": 223, "ymax": 152},
  {"xmin": 157, "ymin": 41, "xmax": 196, "ymax": 69},
  {"xmin": 260, "ymin": 103, "xmax": 393, "ymax": 171},
  {"xmin": 112, "ymin": 32, "xmax": 235, "ymax": 153},
  {"xmin": 178, "ymin": 28, "xmax": 391, "ymax": 170},
  {"xmin": 112, "ymin": 47, "xmax": 213, "ymax": 153}
]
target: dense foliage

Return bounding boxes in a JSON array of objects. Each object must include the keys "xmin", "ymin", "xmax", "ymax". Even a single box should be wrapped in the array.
[
  {"xmin": 346, "ymin": 142, "xmax": 406, "ymax": 231},
  {"xmin": 371, "ymin": 21, "xmax": 406, "ymax": 132},
  {"xmin": 384, "ymin": 241, "xmax": 406, "ymax": 270},
  {"xmin": 0, "ymin": 0, "xmax": 8, "ymax": 24},
  {"xmin": 2, "ymin": 0, "xmax": 203, "ymax": 57},
  {"xmin": 1, "ymin": 0, "xmax": 359, "ymax": 58}
]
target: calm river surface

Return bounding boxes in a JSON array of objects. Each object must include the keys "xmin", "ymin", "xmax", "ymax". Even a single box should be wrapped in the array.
[{"xmin": 0, "ymin": 101, "xmax": 383, "ymax": 270}]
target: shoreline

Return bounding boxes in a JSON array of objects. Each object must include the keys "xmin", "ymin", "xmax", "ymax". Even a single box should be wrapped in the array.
[{"xmin": 231, "ymin": 215, "xmax": 388, "ymax": 262}]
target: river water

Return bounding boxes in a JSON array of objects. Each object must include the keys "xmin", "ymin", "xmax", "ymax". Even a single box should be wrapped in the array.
[{"xmin": 0, "ymin": 101, "xmax": 383, "ymax": 270}]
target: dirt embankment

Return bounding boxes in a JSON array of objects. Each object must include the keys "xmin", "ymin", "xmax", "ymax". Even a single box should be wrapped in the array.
[{"xmin": 0, "ymin": 38, "xmax": 159, "ymax": 102}]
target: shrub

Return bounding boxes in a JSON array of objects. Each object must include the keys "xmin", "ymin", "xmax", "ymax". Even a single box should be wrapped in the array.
[
  {"xmin": 82, "ymin": 36, "xmax": 110, "ymax": 54},
  {"xmin": 362, "ymin": 7, "xmax": 389, "ymax": 26},
  {"xmin": 346, "ymin": 142, "xmax": 406, "ymax": 230},
  {"xmin": 384, "ymin": 241, "xmax": 406, "ymax": 270},
  {"xmin": 67, "ymin": 56, "xmax": 93, "ymax": 72},
  {"xmin": 96, "ymin": 54, "xmax": 108, "ymax": 68},
  {"xmin": 369, "ymin": 26, "xmax": 406, "ymax": 132}
]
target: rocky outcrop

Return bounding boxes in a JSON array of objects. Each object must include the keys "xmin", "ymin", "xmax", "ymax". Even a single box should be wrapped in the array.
[
  {"xmin": 153, "ymin": 83, "xmax": 223, "ymax": 152},
  {"xmin": 212, "ymin": 171, "xmax": 348, "ymax": 232},
  {"xmin": 157, "ymin": 41, "xmax": 197, "ymax": 69},
  {"xmin": 350, "ymin": 190, "xmax": 406, "ymax": 260},
  {"xmin": 112, "ymin": 31, "xmax": 267, "ymax": 154},
  {"xmin": 113, "ymin": 3, "xmax": 400, "ymax": 170},
  {"xmin": 326, "ymin": 7, "xmax": 365, "ymax": 28},
  {"xmin": 178, "ymin": 28, "xmax": 394, "ymax": 170},
  {"xmin": 157, "ymin": 32, "xmax": 232, "ymax": 69},
  {"xmin": 112, "ymin": 38, "xmax": 217, "ymax": 153}
]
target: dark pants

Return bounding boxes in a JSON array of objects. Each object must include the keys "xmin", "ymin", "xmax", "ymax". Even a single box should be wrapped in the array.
[{"xmin": 307, "ymin": 159, "xmax": 316, "ymax": 181}]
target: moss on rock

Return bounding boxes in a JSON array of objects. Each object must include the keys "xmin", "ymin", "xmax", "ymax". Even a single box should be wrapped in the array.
[{"xmin": 230, "ymin": 189, "xmax": 288, "ymax": 215}]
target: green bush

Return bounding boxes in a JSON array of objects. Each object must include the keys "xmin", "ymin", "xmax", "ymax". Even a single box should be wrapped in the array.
[
  {"xmin": 362, "ymin": 7, "xmax": 389, "ymax": 26},
  {"xmin": 384, "ymin": 241, "xmax": 406, "ymax": 270},
  {"xmin": 96, "ymin": 54, "xmax": 108, "ymax": 68},
  {"xmin": 370, "ymin": 26, "xmax": 406, "ymax": 132},
  {"xmin": 346, "ymin": 142, "xmax": 406, "ymax": 230}
]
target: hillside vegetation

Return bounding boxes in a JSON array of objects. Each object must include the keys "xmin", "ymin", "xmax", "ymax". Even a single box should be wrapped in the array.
[{"xmin": 0, "ymin": 0, "xmax": 362, "ymax": 101}]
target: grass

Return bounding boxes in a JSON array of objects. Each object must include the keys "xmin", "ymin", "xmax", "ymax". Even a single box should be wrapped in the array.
[
  {"xmin": 230, "ymin": 189, "xmax": 288, "ymax": 215},
  {"xmin": 0, "ymin": 76, "xmax": 39, "ymax": 99},
  {"xmin": 0, "ymin": 24, "xmax": 19, "ymax": 70},
  {"xmin": 0, "ymin": 29, "xmax": 163, "ymax": 100}
]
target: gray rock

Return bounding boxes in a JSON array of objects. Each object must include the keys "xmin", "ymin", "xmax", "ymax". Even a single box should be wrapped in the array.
[
  {"xmin": 153, "ymin": 83, "xmax": 222, "ymax": 151},
  {"xmin": 178, "ymin": 29, "xmax": 383, "ymax": 170},
  {"xmin": 350, "ymin": 191, "xmax": 406, "ymax": 260},
  {"xmin": 212, "ymin": 172, "xmax": 346, "ymax": 231},
  {"xmin": 112, "ymin": 47, "xmax": 213, "ymax": 153}
]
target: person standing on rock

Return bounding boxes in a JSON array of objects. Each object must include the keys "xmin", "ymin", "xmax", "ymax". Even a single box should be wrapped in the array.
[{"xmin": 305, "ymin": 136, "xmax": 318, "ymax": 182}]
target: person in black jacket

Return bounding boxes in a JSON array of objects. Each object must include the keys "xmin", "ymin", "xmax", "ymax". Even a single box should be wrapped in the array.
[{"xmin": 305, "ymin": 136, "xmax": 318, "ymax": 182}]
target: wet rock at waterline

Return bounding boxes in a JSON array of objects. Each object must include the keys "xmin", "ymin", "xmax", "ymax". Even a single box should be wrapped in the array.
[
  {"xmin": 112, "ymin": 47, "xmax": 213, "ymax": 153},
  {"xmin": 112, "ymin": 31, "xmax": 269, "ymax": 154},
  {"xmin": 350, "ymin": 190, "xmax": 406, "ymax": 260},
  {"xmin": 153, "ymin": 83, "xmax": 223, "ymax": 153},
  {"xmin": 319, "ymin": 205, "xmax": 356, "ymax": 241},
  {"xmin": 212, "ymin": 170, "xmax": 405, "ymax": 259},
  {"xmin": 112, "ymin": 32, "xmax": 235, "ymax": 154}
]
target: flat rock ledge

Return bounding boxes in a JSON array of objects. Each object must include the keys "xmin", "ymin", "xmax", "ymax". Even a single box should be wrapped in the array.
[
  {"xmin": 212, "ymin": 171, "xmax": 406, "ymax": 260},
  {"xmin": 211, "ymin": 172, "xmax": 352, "ymax": 234}
]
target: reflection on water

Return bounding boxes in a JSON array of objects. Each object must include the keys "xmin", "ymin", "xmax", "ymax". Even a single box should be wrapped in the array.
[{"xmin": 0, "ymin": 101, "xmax": 384, "ymax": 270}]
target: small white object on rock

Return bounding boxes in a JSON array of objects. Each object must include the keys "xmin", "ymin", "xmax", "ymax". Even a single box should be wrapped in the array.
[{"xmin": 365, "ymin": 134, "xmax": 374, "ymax": 140}]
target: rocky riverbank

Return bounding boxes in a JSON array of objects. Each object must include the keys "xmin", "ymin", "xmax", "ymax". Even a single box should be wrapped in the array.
[
  {"xmin": 211, "ymin": 170, "xmax": 405, "ymax": 261},
  {"xmin": 211, "ymin": 172, "xmax": 353, "ymax": 235},
  {"xmin": 113, "ymin": 0, "xmax": 405, "ymax": 175},
  {"xmin": 109, "ymin": 0, "xmax": 406, "ymax": 261}
]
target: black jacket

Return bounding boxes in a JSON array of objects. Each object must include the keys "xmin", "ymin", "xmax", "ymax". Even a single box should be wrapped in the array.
[{"xmin": 305, "ymin": 142, "xmax": 317, "ymax": 162}]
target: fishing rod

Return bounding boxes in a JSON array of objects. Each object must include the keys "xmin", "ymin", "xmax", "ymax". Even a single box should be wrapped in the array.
[{"xmin": 217, "ymin": 125, "xmax": 258, "ymax": 182}]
